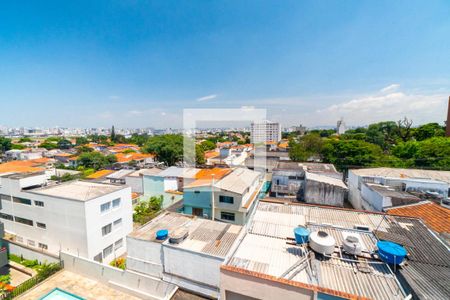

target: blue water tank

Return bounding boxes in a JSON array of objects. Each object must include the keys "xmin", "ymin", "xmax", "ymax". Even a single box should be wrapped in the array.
[
  {"xmin": 294, "ymin": 226, "xmax": 310, "ymax": 244},
  {"xmin": 156, "ymin": 229, "xmax": 169, "ymax": 240},
  {"xmin": 377, "ymin": 240, "xmax": 407, "ymax": 265}
]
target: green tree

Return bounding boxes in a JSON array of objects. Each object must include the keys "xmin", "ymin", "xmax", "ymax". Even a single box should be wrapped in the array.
[
  {"xmin": 196, "ymin": 144, "xmax": 206, "ymax": 166},
  {"xmin": 322, "ymin": 139, "xmax": 383, "ymax": 171},
  {"xmin": 0, "ymin": 137, "xmax": 12, "ymax": 153},
  {"xmin": 414, "ymin": 137, "xmax": 450, "ymax": 170},
  {"xmin": 75, "ymin": 137, "xmax": 89, "ymax": 145},
  {"xmin": 288, "ymin": 133, "xmax": 324, "ymax": 162},
  {"xmin": 77, "ymin": 152, "xmax": 117, "ymax": 170},
  {"xmin": 18, "ymin": 137, "xmax": 32, "ymax": 143},
  {"xmin": 365, "ymin": 121, "xmax": 400, "ymax": 151},
  {"xmin": 11, "ymin": 144, "xmax": 26, "ymax": 150},
  {"xmin": 39, "ymin": 141, "xmax": 59, "ymax": 150},
  {"xmin": 57, "ymin": 139, "xmax": 72, "ymax": 149},
  {"xmin": 133, "ymin": 196, "xmax": 163, "ymax": 224},
  {"xmin": 110, "ymin": 125, "xmax": 116, "ymax": 143},
  {"xmin": 413, "ymin": 123, "xmax": 445, "ymax": 141},
  {"xmin": 142, "ymin": 134, "xmax": 183, "ymax": 166},
  {"xmin": 200, "ymin": 140, "xmax": 216, "ymax": 151}
]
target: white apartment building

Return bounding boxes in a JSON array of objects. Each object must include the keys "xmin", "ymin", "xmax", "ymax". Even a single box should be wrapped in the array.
[
  {"xmin": 0, "ymin": 172, "xmax": 133, "ymax": 263},
  {"xmin": 250, "ymin": 120, "xmax": 281, "ymax": 143}
]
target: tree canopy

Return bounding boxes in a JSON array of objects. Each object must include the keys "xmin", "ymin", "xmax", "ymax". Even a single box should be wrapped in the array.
[
  {"xmin": 289, "ymin": 121, "xmax": 450, "ymax": 171},
  {"xmin": 142, "ymin": 134, "xmax": 183, "ymax": 166}
]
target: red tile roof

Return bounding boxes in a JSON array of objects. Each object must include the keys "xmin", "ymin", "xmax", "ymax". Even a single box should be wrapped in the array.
[{"xmin": 387, "ymin": 201, "xmax": 450, "ymax": 234}]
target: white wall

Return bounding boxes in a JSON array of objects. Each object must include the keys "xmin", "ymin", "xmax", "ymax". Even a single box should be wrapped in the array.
[
  {"xmin": 7, "ymin": 240, "xmax": 60, "ymax": 263},
  {"xmin": 126, "ymin": 237, "xmax": 164, "ymax": 277},
  {"xmin": 163, "ymin": 245, "xmax": 224, "ymax": 288},
  {"xmin": 163, "ymin": 177, "xmax": 178, "ymax": 192},
  {"xmin": 84, "ymin": 187, "xmax": 133, "ymax": 263},
  {"xmin": 125, "ymin": 176, "xmax": 143, "ymax": 194},
  {"xmin": 60, "ymin": 251, "xmax": 178, "ymax": 300}
]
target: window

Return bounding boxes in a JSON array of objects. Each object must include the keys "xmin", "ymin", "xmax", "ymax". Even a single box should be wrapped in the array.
[
  {"xmin": 27, "ymin": 240, "xmax": 35, "ymax": 247},
  {"xmin": 114, "ymin": 238, "xmax": 123, "ymax": 250},
  {"xmin": 100, "ymin": 202, "xmax": 111, "ymax": 213},
  {"xmin": 103, "ymin": 244, "xmax": 113, "ymax": 258},
  {"xmin": 194, "ymin": 190, "xmax": 200, "ymax": 194},
  {"xmin": 113, "ymin": 218, "xmax": 122, "ymax": 228},
  {"xmin": 219, "ymin": 195, "xmax": 234, "ymax": 204},
  {"xmin": 13, "ymin": 197, "xmax": 32, "ymax": 205},
  {"xmin": 221, "ymin": 212, "xmax": 235, "ymax": 221},
  {"xmin": 14, "ymin": 216, "xmax": 33, "ymax": 226},
  {"xmin": 102, "ymin": 224, "xmax": 112, "ymax": 236},
  {"xmin": 37, "ymin": 222, "xmax": 46, "ymax": 229},
  {"xmin": 112, "ymin": 198, "xmax": 121, "ymax": 208},
  {"xmin": 34, "ymin": 201, "xmax": 44, "ymax": 207},
  {"xmin": 0, "ymin": 213, "xmax": 13, "ymax": 221},
  {"xmin": 38, "ymin": 243, "xmax": 48, "ymax": 250}
]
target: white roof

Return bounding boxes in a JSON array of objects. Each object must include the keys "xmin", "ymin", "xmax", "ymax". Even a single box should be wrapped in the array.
[
  {"xmin": 215, "ymin": 168, "xmax": 261, "ymax": 194},
  {"xmin": 106, "ymin": 169, "xmax": 135, "ymax": 179},
  {"xmin": 126, "ymin": 168, "xmax": 163, "ymax": 177},
  {"xmin": 305, "ymin": 171, "xmax": 348, "ymax": 189},
  {"xmin": 30, "ymin": 180, "xmax": 125, "ymax": 201},
  {"xmin": 350, "ymin": 167, "xmax": 450, "ymax": 184},
  {"xmin": 157, "ymin": 166, "xmax": 200, "ymax": 178}
]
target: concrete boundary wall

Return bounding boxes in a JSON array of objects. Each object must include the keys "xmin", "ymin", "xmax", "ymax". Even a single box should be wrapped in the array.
[
  {"xmin": 60, "ymin": 251, "xmax": 178, "ymax": 300},
  {"xmin": 6, "ymin": 240, "xmax": 60, "ymax": 264}
]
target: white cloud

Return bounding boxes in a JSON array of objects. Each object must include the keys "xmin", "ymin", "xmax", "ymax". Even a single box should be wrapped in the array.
[
  {"xmin": 196, "ymin": 94, "xmax": 218, "ymax": 102},
  {"xmin": 315, "ymin": 87, "xmax": 446, "ymax": 126},
  {"xmin": 380, "ymin": 84, "xmax": 400, "ymax": 93}
]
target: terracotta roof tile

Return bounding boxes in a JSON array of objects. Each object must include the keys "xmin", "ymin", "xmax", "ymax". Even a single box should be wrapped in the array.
[{"xmin": 387, "ymin": 201, "xmax": 450, "ymax": 233}]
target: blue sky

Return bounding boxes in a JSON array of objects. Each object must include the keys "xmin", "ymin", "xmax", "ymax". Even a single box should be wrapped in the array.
[{"xmin": 1, "ymin": 0, "xmax": 450, "ymax": 128}]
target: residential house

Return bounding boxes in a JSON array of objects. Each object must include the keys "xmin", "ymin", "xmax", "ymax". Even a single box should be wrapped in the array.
[
  {"xmin": 271, "ymin": 162, "xmax": 346, "ymax": 206},
  {"xmin": 183, "ymin": 168, "xmax": 263, "ymax": 225},
  {"xmin": 142, "ymin": 167, "xmax": 199, "ymax": 208}
]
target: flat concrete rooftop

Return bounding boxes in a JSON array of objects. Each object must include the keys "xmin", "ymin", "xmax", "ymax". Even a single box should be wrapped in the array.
[{"xmin": 29, "ymin": 180, "xmax": 126, "ymax": 201}]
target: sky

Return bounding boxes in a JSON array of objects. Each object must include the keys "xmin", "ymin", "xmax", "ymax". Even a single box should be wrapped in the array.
[{"xmin": 1, "ymin": 0, "xmax": 450, "ymax": 129}]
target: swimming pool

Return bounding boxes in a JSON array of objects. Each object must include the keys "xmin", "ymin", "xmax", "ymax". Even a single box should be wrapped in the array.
[{"xmin": 39, "ymin": 288, "xmax": 85, "ymax": 300}]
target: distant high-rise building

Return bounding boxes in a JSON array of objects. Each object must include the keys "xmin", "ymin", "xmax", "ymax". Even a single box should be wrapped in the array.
[
  {"xmin": 250, "ymin": 120, "xmax": 281, "ymax": 143},
  {"xmin": 337, "ymin": 118, "xmax": 346, "ymax": 135},
  {"xmin": 446, "ymin": 96, "xmax": 450, "ymax": 137}
]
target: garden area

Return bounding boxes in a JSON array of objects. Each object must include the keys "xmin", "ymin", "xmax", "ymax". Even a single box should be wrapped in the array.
[
  {"xmin": 133, "ymin": 195, "xmax": 163, "ymax": 225},
  {"xmin": 0, "ymin": 254, "xmax": 62, "ymax": 299}
]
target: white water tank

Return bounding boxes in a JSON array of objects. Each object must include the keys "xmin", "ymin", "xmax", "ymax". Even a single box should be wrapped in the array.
[
  {"xmin": 343, "ymin": 235, "xmax": 362, "ymax": 255},
  {"xmin": 309, "ymin": 231, "xmax": 336, "ymax": 255}
]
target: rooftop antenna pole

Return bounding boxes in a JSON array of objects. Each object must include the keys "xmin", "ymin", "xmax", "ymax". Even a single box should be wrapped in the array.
[{"xmin": 211, "ymin": 174, "xmax": 215, "ymax": 221}]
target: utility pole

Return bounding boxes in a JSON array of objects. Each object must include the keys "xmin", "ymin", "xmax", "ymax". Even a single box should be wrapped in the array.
[{"xmin": 211, "ymin": 174, "xmax": 215, "ymax": 221}]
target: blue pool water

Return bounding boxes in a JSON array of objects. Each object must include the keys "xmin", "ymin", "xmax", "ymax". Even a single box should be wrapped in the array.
[{"xmin": 40, "ymin": 288, "xmax": 85, "ymax": 300}]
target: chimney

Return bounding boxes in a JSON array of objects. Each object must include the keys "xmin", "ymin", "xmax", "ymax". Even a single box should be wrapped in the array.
[{"xmin": 447, "ymin": 97, "xmax": 450, "ymax": 137}]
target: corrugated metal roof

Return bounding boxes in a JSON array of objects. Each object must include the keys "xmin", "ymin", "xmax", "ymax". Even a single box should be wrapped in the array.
[
  {"xmin": 129, "ymin": 211, "xmax": 241, "ymax": 258},
  {"xmin": 225, "ymin": 201, "xmax": 409, "ymax": 299},
  {"xmin": 350, "ymin": 167, "xmax": 450, "ymax": 184},
  {"xmin": 215, "ymin": 168, "xmax": 261, "ymax": 194}
]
